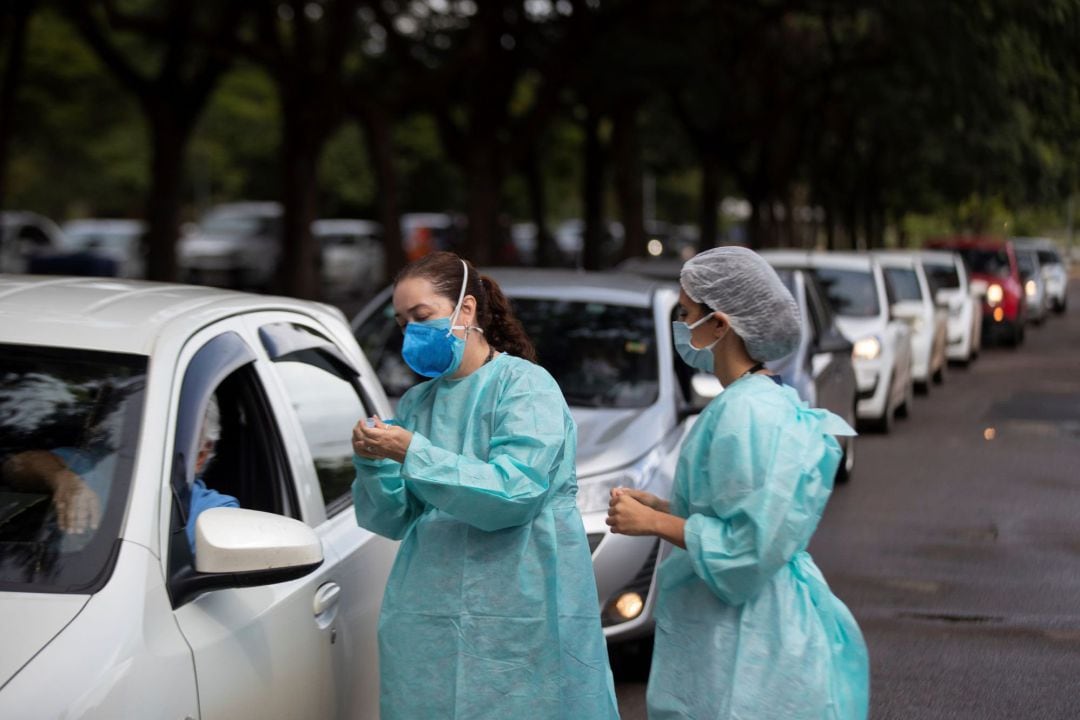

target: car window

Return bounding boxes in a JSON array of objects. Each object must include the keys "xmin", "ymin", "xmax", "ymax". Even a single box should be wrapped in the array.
[
  {"xmin": 1036, "ymin": 249, "xmax": 1060, "ymax": 265},
  {"xmin": 513, "ymin": 299, "xmax": 659, "ymax": 408},
  {"xmin": 264, "ymin": 324, "xmax": 371, "ymax": 516},
  {"xmin": 811, "ymin": 267, "xmax": 881, "ymax": 318},
  {"xmin": 883, "ymin": 267, "xmax": 923, "ymax": 302},
  {"xmin": 167, "ymin": 333, "xmax": 298, "ymax": 590},
  {"xmin": 923, "ymin": 261, "xmax": 960, "ymax": 292},
  {"xmin": 959, "ymin": 248, "xmax": 1010, "ymax": 277},
  {"xmin": 0, "ymin": 344, "xmax": 146, "ymax": 593}
]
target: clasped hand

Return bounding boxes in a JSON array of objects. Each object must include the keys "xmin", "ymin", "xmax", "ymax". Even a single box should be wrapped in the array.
[
  {"xmin": 606, "ymin": 488, "xmax": 667, "ymax": 536},
  {"xmin": 352, "ymin": 416, "xmax": 413, "ymax": 464}
]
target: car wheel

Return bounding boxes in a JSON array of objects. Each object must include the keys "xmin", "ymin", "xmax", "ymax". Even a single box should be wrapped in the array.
[
  {"xmin": 933, "ymin": 359, "xmax": 946, "ymax": 385},
  {"xmin": 836, "ymin": 437, "xmax": 855, "ymax": 484},
  {"xmin": 915, "ymin": 379, "xmax": 930, "ymax": 396},
  {"xmin": 1054, "ymin": 298, "xmax": 1067, "ymax": 314}
]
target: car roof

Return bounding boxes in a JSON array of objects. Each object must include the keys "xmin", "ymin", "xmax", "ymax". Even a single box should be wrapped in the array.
[
  {"xmin": 762, "ymin": 249, "xmax": 874, "ymax": 271},
  {"xmin": 312, "ymin": 219, "xmax": 381, "ymax": 233},
  {"xmin": 486, "ymin": 267, "xmax": 674, "ymax": 307},
  {"xmin": 918, "ymin": 249, "xmax": 959, "ymax": 265},
  {"xmin": 62, "ymin": 218, "xmax": 146, "ymax": 232},
  {"xmin": 203, "ymin": 202, "xmax": 283, "ymax": 218},
  {"xmin": 871, "ymin": 250, "xmax": 920, "ymax": 268},
  {"xmin": 926, "ymin": 236, "xmax": 1008, "ymax": 250},
  {"xmin": 0, "ymin": 275, "xmax": 345, "ymax": 355}
]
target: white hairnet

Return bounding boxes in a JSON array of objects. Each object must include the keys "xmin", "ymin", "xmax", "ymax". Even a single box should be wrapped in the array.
[{"xmin": 680, "ymin": 246, "xmax": 801, "ymax": 361}]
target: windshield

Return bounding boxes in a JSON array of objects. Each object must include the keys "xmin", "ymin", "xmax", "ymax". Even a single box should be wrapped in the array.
[
  {"xmin": 811, "ymin": 267, "xmax": 881, "ymax": 318},
  {"xmin": 1015, "ymin": 251, "xmax": 1037, "ymax": 277},
  {"xmin": 883, "ymin": 267, "xmax": 923, "ymax": 302},
  {"xmin": 0, "ymin": 345, "xmax": 146, "ymax": 593},
  {"xmin": 959, "ymin": 248, "xmax": 1010, "ymax": 278},
  {"xmin": 512, "ymin": 299, "xmax": 659, "ymax": 408},
  {"xmin": 64, "ymin": 227, "xmax": 141, "ymax": 251},
  {"xmin": 1036, "ymin": 249, "xmax": 1061, "ymax": 265},
  {"xmin": 924, "ymin": 261, "xmax": 960, "ymax": 292}
]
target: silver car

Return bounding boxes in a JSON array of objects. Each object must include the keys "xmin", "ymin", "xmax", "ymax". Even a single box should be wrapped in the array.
[
  {"xmin": 1013, "ymin": 237, "xmax": 1069, "ymax": 314},
  {"xmin": 178, "ymin": 202, "xmax": 283, "ymax": 290},
  {"xmin": 1014, "ymin": 247, "xmax": 1049, "ymax": 324},
  {"xmin": 353, "ymin": 270, "xmax": 690, "ymax": 643}
]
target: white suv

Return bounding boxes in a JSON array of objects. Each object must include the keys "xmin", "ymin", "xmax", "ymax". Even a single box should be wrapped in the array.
[
  {"xmin": 0, "ymin": 276, "xmax": 397, "ymax": 719},
  {"xmin": 920, "ymin": 250, "xmax": 983, "ymax": 365},
  {"xmin": 874, "ymin": 251, "xmax": 948, "ymax": 393}
]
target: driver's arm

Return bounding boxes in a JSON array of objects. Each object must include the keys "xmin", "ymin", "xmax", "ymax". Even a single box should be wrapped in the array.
[{"xmin": 1, "ymin": 450, "xmax": 102, "ymax": 534}]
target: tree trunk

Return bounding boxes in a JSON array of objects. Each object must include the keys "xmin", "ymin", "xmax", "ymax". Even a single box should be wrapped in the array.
[
  {"xmin": 582, "ymin": 107, "xmax": 606, "ymax": 271},
  {"xmin": 0, "ymin": 0, "xmax": 33, "ymax": 212},
  {"xmin": 612, "ymin": 101, "xmax": 645, "ymax": 262},
  {"xmin": 278, "ymin": 105, "xmax": 325, "ymax": 299},
  {"xmin": 523, "ymin": 141, "xmax": 557, "ymax": 267},
  {"xmin": 144, "ymin": 107, "xmax": 189, "ymax": 282},
  {"xmin": 361, "ymin": 106, "xmax": 405, "ymax": 279},
  {"xmin": 463, "ymin": 144, "xmax": 502, "ymax": 267},
  {"xmin": 700, "ymin": 156, "xmax": 720, "ymax": 250}
]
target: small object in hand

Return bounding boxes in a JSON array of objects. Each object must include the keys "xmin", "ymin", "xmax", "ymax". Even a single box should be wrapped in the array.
[{"xmin": 365, "ymin": 417, "xmax": 376, "ymax": 428}]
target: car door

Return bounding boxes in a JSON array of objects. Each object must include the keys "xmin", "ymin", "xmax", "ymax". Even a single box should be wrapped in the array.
[
  {"xmin": 253, "ymin": 316, "xmax": 399, "ymax": 719},
  {"xmin": 166, "ymin": 321, "xmax": 340, "ymax": 719}
]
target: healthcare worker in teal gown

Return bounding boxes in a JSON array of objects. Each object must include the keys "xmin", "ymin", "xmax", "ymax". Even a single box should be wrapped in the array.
[
  {"xmin": 607, "ymin": 247, "xmax": 869, "ymax": 719},
  {"xmin": 352, "ymin": 251, "xmax": 620, "ymax": 720}
]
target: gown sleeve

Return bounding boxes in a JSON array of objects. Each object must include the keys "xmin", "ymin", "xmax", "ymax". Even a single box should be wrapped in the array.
[
  {"xmin": 400, "ymin": 365, "xmax": 570, "ymax": 533},
  {"xmin": 681, "ymin": 392, "xmax": 852, "ymax": 606},
  {"xmin": 351, "ymin": 391, "xmax": 425, "ymax": 540}
]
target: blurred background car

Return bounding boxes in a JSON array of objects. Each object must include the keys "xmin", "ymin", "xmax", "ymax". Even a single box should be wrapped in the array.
[
  {"xmin": 927, "ymin": 237, "xmax": 1027, "ymax": 347},
  {"xmin": 178, "ymin": 201, "xmax": 283, "ymax": 290},
  {"xmin": 874, "ymin": 251, "xmax": 948, "ymax": 393},
  {"xmin": 353, "ymin": 269, "xmax": 695, "ymax": 646},
  {"xmin": 1014, "ymin": 247, "xmax": 1048, "ymax": 325},
  {"xmin": 920, "ymin": 249, "xmax": 983, "ymax": 365},
  {"xmin": 1012, "ymin": 237, "xmax": 1069, "ymax": 314},
  {"xmin": 400, "ymin": 212, "xmax": 464, "ymax": 263},
  {"xmin": 0, "ymin": 211, "xmax": 63, "ymax": 273},
  {"xmin": 312, "ymin": 218, "xmax": 385, "ymax": 298},
  {"xmin": 59, "ymin": 218, "xmax": 147, "ymax": 278},
  {"xmin": 767, "ymin": 251, "xmax": 914, "ymax": 433}
]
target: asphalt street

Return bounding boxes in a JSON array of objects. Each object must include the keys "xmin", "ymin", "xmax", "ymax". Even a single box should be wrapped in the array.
[{"xmin": 611, "ymin": 278, "xmax": 1080, "ymax": 719}]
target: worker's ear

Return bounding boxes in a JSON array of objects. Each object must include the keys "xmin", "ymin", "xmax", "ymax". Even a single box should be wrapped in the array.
[{"xmin": 708, "ymin": 311, "xmax": 731, "ymax": 341}]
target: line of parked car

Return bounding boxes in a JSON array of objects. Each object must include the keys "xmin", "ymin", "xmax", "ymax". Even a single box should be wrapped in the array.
[{"xmin": 0, "ymin": 235, "xmax": 1070, "ymax": 717}]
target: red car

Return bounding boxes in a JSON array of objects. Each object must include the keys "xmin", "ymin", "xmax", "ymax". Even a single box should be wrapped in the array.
[{"xmin": 926, "ymin": 237, "xmax": 1026, "ymax": 346}]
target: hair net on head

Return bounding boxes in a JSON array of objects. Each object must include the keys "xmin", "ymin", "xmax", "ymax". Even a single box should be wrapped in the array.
[{"xmin": 680, "ymin": 246, "xmax": 801, "ymax": 361}]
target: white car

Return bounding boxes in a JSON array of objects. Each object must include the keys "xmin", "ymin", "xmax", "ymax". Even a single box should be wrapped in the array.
[
  {"xmin": 178, "ymin": 202, "xmax": 283, "ymax": 290},
  {"xmin": 1013, "ymin": 237, "xmax": 1068, "ymax": 314},
  {"xmin": 0, "ymin": 276, "xmax": 397, "ymax": 719},
  {"xmin": 920, "ymin": 250, "xmax": 983, "ymax": 365},
  {"xmin": 1014, "ymin": 247, "xmax": 1049, "ymax": 324},
  {"xmin": 60, "ymin": 218, "xmax": 147, "ymax": 278},
  {"xmin": 313, "ymin": 219, "xmax": 385, "ymax": 298},
  {"xmin": 874, "ymin": 251, "xmax": 948, "ymax": 392},
  {"xmin": 765, "ymin": 251, "xmax": 914, "ymax": 433}
]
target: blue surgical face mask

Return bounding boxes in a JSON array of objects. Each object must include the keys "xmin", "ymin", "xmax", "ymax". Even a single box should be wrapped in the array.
[
  {"xmin": 401, "ymin": 260, "xmax": 476, "ymax": 378},
  {"xmin": 672, "ymin": 313, "xmax": 720, "ymax": 373}
]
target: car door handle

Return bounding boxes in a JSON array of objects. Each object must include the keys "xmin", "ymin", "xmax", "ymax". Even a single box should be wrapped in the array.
[{"xmin": 313, "ymin": 582, "xmax": 342, "ymax": 616}]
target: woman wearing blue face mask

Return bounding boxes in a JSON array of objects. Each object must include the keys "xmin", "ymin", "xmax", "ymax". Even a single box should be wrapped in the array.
[
  {"xmin": 351, "ymin": 251, "xmax": 619, "ymax": 720},
  {"xmin": 607, "ymin": 247, "xmax": 869, "ymax": 720}
]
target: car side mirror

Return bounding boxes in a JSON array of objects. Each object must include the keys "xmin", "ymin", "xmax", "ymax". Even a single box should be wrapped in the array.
[
  {"xmin": 689, "ymin": 372, "xmax": 723, "ymax": 411},
  {"xmin": 814, "ymin": 330, "xmax": 853, "ymax": 356},
  {"xmin": 172, "ymin": 508, "xmax": 324, "ymax": 607}
]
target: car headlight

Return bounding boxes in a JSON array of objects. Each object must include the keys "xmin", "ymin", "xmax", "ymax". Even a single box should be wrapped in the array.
[
  {"xmin": 576, "ymin": 449, "xmax": 662, "ymax": 514},
  {"xmin": 852, "ymin": 336, "xmax": 882, "ymax": 361},
  {"xmin": 1025, "ymin": 280, "xmax": 1037, "ymax": 297},
  {"xmin": 986, "ymin": 283, "xmax": 1004, "ymax": 306}
]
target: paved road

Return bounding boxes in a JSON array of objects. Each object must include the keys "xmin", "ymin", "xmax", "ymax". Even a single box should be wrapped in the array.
[{"xmin": 613, "ymin": 279, "xmax": 1080, "ymax": 719}]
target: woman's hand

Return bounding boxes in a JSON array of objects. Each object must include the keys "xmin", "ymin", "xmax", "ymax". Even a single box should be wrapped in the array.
[
  {"xmin": 606, "ymin": 489, "xmax": 660, "ymax": 536},
  {"xmin": 352, "ymin": 416, "xmax": 413, "ymax": 464},
  {"xmin": 611, "ymin": 487, "xmax": 670, "ymax": 514}
]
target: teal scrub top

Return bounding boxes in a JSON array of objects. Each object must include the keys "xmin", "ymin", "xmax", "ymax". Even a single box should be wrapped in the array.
[
  {"xmin": 353, "ymin": 353, "xmax": 619, "ymax": 720},
  {"xmin": 648, "ymin": 374, "xmax": 869, "ymax": 720}
]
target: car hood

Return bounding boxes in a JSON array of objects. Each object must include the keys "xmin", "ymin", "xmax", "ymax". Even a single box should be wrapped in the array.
[
  {"xmin": 834, "ymin": 315, "xmax": 885, "ymax": 343},
  {"xmin": 570, "ymin": 401, "xmax": 669, "ymax": 478},
  {"xmin": 0, "ymin": 593, "xmax": 88, "ymax": 687}
]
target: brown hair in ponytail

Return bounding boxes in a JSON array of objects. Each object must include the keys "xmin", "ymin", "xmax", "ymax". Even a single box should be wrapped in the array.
[{"xmin": 395, "ymin": 251, "xmax": 538, "ymax": 362}]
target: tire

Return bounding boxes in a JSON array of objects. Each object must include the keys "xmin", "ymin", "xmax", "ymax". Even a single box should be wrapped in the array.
[
  {"xmin": 915, "ymin": 379, "xmax": 930, "ymax": 396},
  {"xmin": 836, "ymin": 436, "xmax": 855, "ymax": 484},
  {"xmin": 933, "ymin": 359, "xmax": 946, "ymax": 385}
]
